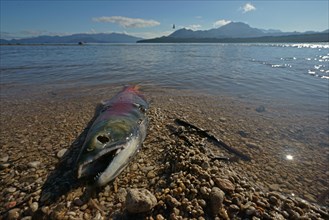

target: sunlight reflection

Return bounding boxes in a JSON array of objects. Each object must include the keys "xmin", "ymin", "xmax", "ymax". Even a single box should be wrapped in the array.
[{"xmin": 286, "ymin": 154, "xmax": 294, "ymax": 160}]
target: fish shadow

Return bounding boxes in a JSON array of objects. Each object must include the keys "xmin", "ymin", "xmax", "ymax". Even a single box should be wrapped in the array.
[{"xmin": 38, "ymin": 104, "xmax": 104, "ymax": 206}]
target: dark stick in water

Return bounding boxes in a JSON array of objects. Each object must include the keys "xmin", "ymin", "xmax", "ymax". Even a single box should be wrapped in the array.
[{"xmin": 174, "ymin": 119, "xmax": 251, "ymax": 161}]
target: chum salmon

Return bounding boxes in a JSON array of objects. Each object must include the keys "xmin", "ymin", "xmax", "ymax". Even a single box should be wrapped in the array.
[{"xmin": 76, "ymin": 85, "xmax": 148, "ymax": 187}]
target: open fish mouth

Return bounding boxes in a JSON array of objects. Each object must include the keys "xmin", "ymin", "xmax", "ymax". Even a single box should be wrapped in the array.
[{"xmin": 77, "ymin": 145, "xmax": 123, "ymax": 182}]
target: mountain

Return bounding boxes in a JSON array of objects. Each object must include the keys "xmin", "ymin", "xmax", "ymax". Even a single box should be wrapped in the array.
[
  {"xmin": 168, "ymin": 22, "xmax": 268, "ymax": 39},
  {"xmin": 139, "ymin": 22, "xmax": 328, "ymax": 43},
  {"xmin": 0, "ymin": 33, "xmax": 143, "ymax": 44}
]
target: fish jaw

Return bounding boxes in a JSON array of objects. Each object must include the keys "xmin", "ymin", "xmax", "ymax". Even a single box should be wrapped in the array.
[
  {"xmin": 95, "ymin": 134, "xmax": 140, "ymax": 187},
  {"xmin": 76, "ymin": 142, "xmax": 125, "ymax": 180},
  {"xmin": 95, "ymin": 118, "xmax": 148, "ymax": 187}
]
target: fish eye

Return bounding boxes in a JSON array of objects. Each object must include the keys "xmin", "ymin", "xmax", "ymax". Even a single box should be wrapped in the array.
[{"xmin": 97, "ymin": 135, "xmax": 110, "ymax": 144}]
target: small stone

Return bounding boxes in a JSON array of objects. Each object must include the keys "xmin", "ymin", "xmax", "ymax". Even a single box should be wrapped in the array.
[
  {"xmin": 303, "ymin": 193, "xmax": 316, "ymax": 203},
  {"xmin": 0, "ymin": 163, "xmax": 11, "ymax": 169},
  {"xmin": 117, "ymin": 188, "xmax": 127, "ymax": 203},
  {"xmin": 30, "ymin": 202, "xmax": 38, "ymax": 213},
  {"xmin": 246, "ymin": 142, "xmax": 260, "ymax": 149},
  {"xmin": 166, "ymin": 195, "xmax": 181, "ymax": 208},
  {"xmin": 0, "ymin": 154, "xmax": 9, "ymax": 163},
  {"xmin": 256, "ymin": 105, "xmax": 266, "ymax": 113},
  {"xmin": 228, "ymin": 204, "xmax": 240, "ymax": 217},
  {"xmin": 57, "ymin": 149, "xmax": 67, "ymax": 158},
  {"xmin": 6, "ymin": 187, "xmax": 17, "ymax": 193},
  {"xmin": 126, "ymin": 188, "xmax": 157, "ymax": 213},
  {"xmin": 156, "ymin": 214, "xmax": 165, "ymax": 220},
  {"xmin": 269, "ymin": 195, "xmax": 278, "ymax": 205},
  {"xmin": 219, "ymin": 117, "xmax": 227, "ymax": 122},
  {"xmin": 80, "ymin": 204, "xmax": 88, "ymax": 211},
  {"xmin": 245, "ymin": 206, "xmax": 256, "ymax": 216},
  {"xmin": 214, "ymin": 178, "xmax": 235, "ymax": 193},
  {"xmin": 238, "ymin": 130, "xmax": 249, "ymax": 137},
  {"xmin": 209, "ymin": 187, "xmax": 225, "ymax": 216},
  {"xmin": 130, "ymin": 163, "xmax": 138, "ymax": 171},
  {"xmin": 7, "ymin": 208, "xmax": 20, "ymax": 220},
  {"xmin": 198, "ymin": 199, "xmax": 207, "ymax": 207},
  {"xmin": 83, "ymin": 212, "xmax": 91, "ymax": 220},
  {"xmin": 147, "ymin": 170, "xmax": 156, "ymax": 179},
  {"xmin": 73, "ymin": 198, "xmax": 84, "ymax": 206},
  {"xmin": 269, "ymin": 184, "xmax": 280, "ymax": 191},
  {"xmin": 200, "ymin": 186, "xmax": 209, "ymax": 197},
  {"xmin": 28, "ymin": 161, "xmax": 41, "ymax": 168},
  {"xmin": 141, "ymin": 165, "xmax": 154, "ymax": 172}
]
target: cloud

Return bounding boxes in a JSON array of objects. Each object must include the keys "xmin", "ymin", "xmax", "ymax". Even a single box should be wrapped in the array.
[
  {"xmin": 93, "ymin": 16, "xmax": 160, "ymax": 28},
  {"xmin": 241, "ymin": 3, "xmax": 256, "ymax": 13},
  {"xmin": 185, "ymin": 24, "xmax": 202, "ymax": 30},
  {"xmin": 213, "ymin": 19, "xmax": 231, "ymax": 28}
]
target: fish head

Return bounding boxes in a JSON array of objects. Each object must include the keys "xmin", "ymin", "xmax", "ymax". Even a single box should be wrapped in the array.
[{"xmin": 76, "ymin": 119, "xmax": 133, "ymax": 181}]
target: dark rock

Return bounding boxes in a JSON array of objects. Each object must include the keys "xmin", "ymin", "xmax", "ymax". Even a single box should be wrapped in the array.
[
  {"xmin": 256, "ymin": 105, "xmax": 266, "ymax": 113},
  {"xmin": 209, "ymin": 187, "xmax": 225, "ymax": 216}
]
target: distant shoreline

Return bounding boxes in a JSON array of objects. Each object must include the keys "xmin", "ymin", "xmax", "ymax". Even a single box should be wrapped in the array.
[
  {"xmin": 138, "ymin": 33, "xmax": 329, "ymax": 43},
  {"xmin": 1, "ymin": 33, "xmax": 328, "ymax": 46}
]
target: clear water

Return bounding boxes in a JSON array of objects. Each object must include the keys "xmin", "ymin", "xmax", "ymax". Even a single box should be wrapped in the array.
[{"xmin": 1, "ymin": 43, "xmax": 328, "ymax": 113}]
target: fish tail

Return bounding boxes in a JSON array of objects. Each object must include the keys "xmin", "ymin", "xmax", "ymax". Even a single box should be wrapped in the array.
[{"xmin": 124, "ymin": 84, "xmax": 141, "ymax": 93}]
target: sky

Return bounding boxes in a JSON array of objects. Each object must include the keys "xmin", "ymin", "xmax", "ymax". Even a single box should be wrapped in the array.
[{"xmin": 1, "ymin": 1, "xmax": 328, "ymax": 39}]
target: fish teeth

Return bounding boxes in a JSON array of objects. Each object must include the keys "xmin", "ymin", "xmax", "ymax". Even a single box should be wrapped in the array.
[{"xmin": 94, "ymin": 172, "xmax": 102, "ymax": 181}]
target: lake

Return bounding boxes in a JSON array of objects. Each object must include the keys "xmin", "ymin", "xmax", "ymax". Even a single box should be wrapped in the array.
[
  {"xmin": 1, "ymin": 43, "xmax": 328, "ymax": 109},
  {"xmin": 0, "ymin": 43, "xmax": 328, "ymax": 207}
]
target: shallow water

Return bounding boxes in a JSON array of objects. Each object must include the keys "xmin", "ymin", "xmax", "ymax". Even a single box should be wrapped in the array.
[
  {"xmin": 1, "ymin": 43, "xmax": 328, "ymax": 108},
  {"xmin": 0, "ymin": 43, "xmax": 328, "ymax": 206}
]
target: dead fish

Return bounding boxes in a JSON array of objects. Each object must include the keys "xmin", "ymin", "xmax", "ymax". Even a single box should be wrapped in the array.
[{"xmin": 76, "ymin": 85, "xmax": 148, "ymax": 187}]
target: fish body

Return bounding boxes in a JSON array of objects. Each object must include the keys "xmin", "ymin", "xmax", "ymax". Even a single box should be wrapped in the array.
[{"xmin": 76, "ymin": 86, "xmax": 148, "ymax": 187}]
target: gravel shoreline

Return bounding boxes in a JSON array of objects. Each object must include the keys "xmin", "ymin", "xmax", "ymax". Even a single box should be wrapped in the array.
[{"xmin": 1, "ymin": 86, "xmax": 328, "ymax": 219}]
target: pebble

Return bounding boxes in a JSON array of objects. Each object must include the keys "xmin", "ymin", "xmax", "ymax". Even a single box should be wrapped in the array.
[
  {"xmin": 30, "ymin": 202, "xmax": 39, "ymax": 213},
  {"xmin": 246, "ymin": 142, "xmax": 260, "ymax": 149},
  {"xmin": 27, "ymin": 161, "xmax": 41, "ymax": 168},
  {"xmin": 117, "ymin": 188, "xmax": 127, "ymax": 203},
  {"xmin": 126, "ymin": 188, "xmax": 157, "ymax": 213},
  {"xmin": 0, "ymin": 154, "xmax": 9, "ymax": 163},
  {"xmin": 214, "ymin": 178, "xmax": 235, "ymax": 193},
  {"xmin": 7, "ymin": 208, "xmax": 20, "ymax": 220},
  {"xmin": 238, "ymin": 130, "xmax": 249, "ymax": 137},
  {"xmin": 6, "ymin": 187, "xmax": 17, "ymax": 193},
  {"xmin": 147, "ymin": 170, "xmax": 156, "ymax": 178},
  {"xmin": 228, "ymin": 204, "xmax": 240, "ymax": 217},
  {"xmin": 269, "ymin": 184, "xmax": 280, "ymax": 191},
  {"xmin": 56, "ymin": 148, "xmax": 67, "ymax": 158},
  {"xmin": 245, "ymin": 206, "xmax": 256, "ymax": 215},
  {"xmin": 219, "ymin": 117, "xmax": 227, "ymax": 122},
  {"xmin": 0, "ymin": 163, "xmax": 11, "ymax": 169},
  {"xmin": 209, "ymin": 187, "xmax": 225, "ymax": 216},
  {"xmin": 255, "ymin": 105, "xmax": 266, "ymax": 112}
]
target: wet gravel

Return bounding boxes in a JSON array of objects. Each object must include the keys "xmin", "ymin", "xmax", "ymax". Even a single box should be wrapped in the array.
[{"xmin": 0, "ymin": 86, "xmax": 328, "ymax": 219}]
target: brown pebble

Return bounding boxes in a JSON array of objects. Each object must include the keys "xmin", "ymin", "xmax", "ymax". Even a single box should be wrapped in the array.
[
  {"xmin": 214, "ymin": 178, "xmax": 235, "ymax": 193},
  {"xmin": 7, "ymin": 208, "xmax": 20, "ymax": 220},
  {"xmin": 156, "ymin": 214, "xmax": 165, "ymax": 220},
  {"xmin": 228, "ymin": 204, "xmax": 240, "ymax": 217}
]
